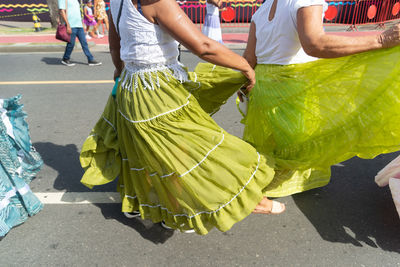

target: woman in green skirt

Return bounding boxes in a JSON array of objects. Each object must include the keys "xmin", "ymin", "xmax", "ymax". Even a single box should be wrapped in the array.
[
  {"xmin": 79, "ymin": 0, "xmax": 285, "ymax": 235},
  {"xmin": 239, "ymin": 0, "xmax": 400, "ymax": 198}
]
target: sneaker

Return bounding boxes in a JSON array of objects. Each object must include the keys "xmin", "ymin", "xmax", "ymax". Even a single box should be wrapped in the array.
[
  {"xmin": 61, "ymin": 59, "xmax": 75, "ymax": 67},
  {"xmin": 86, "ymin": 34, "xmax": 92, "ymax": 40},
  {"xmin": 123, "ymin": 211, "xmax": 141, "ymax": 218},
  {"xmin": 161, "ymin": 221, "xmax": 195, "ymax": 233},
  {"xmin": 88, "ymin": 60, "xmax": 102, "ymax": 66},
  {"xmin": 97, "ymin": 34, "xmax": 104, "ymax": 38}
]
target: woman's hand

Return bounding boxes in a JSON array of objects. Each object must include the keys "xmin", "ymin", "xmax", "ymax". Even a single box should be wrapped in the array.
[
  {"xmin": 237, "ymin": 90, "xmax": 246, "ymax": 102},
  {"xmin": 241, "ymin": 67, "xmax": 255, "ymax": 93},
  {"xmin": 379, "ymin": 24, "xmax": 400, "ymax": 48},
  {"xmin": 114, "ymin": 69, "xmax": 121, "ymax": 81},
  {"xmin": 237, "ymin": 67, "xmax": 255, "ymax": 102}
]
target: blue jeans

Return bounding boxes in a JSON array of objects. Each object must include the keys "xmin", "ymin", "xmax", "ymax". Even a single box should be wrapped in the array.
[{"xmin": 63, "ymin": 27, "xmax": 94, "ymax": 62}]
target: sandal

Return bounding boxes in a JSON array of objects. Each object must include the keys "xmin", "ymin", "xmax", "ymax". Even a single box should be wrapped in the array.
[
  {"xmin": 252, "ymin": 199, "xmax": 285, "ymax": 215},
  {"xmin": 161, "ymin": 221, "xmax": 195, "ymax": 233},
  {"xmin": 123, "ymin": 211, "xmax": 141, "ymax": 218}
]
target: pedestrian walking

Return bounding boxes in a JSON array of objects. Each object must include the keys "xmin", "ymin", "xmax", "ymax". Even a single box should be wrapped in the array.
[
  {"xmin": 83, "ymin": 0, "xmax": 102, "ymax": 39},
  {"xmin": 58, "ymin": 0, "xmax": 102, "ymax": 66},
  {"xmin": 237, "ymin": 0, "xmax": 400, "ymax": 200},
  {"xmin": 94, "ymin": 0, "xmax": 109, "ymax": 35},
  {"xmin": 202, "ymin": 0, "xmax": 223, "ymax": 43},
  {"xmin": 0, "ymin": 95, "xmax": 43, "ymax": 238},
  {"xmin": 80, "ymin": 0, "xmax": 285, "ymax": 235}
]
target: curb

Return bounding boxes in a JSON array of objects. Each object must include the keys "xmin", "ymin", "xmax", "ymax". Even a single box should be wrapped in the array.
[
  {"xmin": 0, "ymin": 41, "xmax": 99, "ymax": 53},
  {"xmin": 180, "ymin": 43, "xmax": 247, "ymax": 51}
]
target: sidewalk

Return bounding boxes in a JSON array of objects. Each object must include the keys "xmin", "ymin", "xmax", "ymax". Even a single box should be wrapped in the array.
[
  {"xmin": 0, "ymin": 20, "xmax": 391, "ymax": 53},
  {"xmin": 0, "ymin": 21, "xmax": 252, "ymax": 52}
]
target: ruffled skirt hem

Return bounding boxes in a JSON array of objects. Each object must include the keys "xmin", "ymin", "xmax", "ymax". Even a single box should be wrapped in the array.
[
  {"xmin": 80, "ymin": 64, "xmax": 275, "ymax": 234},
  {"xmin": 0, "ymin": 95, "xmax": 43, "ymax": 237}
]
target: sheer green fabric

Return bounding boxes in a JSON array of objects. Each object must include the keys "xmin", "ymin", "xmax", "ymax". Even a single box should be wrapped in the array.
[
  {"xmin": 80, "ymin": 64, "xmax": 275, "ymax": 235},
  {"xmin": 243, "ymin": 46, "xmax": 400, "ymax": 197}
]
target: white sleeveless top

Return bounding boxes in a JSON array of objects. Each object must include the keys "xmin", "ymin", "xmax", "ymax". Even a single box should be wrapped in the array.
[
  {"xmin": 252, "ymin": 0, "xmax": 327, "ymax": 65},
  {"xmin": 110, "ymin": 0, "xmax": 180, "ymax": 69}
]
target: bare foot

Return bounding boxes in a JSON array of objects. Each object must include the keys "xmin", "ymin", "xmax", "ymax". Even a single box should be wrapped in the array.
[{"xmin": 252, "ymin": 197, "xmax": 285, "ymax": 214}]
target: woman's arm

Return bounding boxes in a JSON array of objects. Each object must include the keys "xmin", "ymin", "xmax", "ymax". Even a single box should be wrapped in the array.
[
  {"xmin": 297, "ymin": 5, "xmax": 400, "ymax": 58},
  {"xmin": 108, "ymin": 12, "xmax": 124, "ymax": 80},
  {"xmin": 145, "ymin": 0, "xmax": 255, "ymax": 91},
  {"xmin": 243, "ymin": 22, "xmax": 257, "ymax": 69}
]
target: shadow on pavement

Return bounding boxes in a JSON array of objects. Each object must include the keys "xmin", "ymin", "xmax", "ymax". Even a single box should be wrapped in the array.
[
  {"xmin": 33, "ymin": 142, "xmax": 88, "ymax": 192},
  {"xmin": 41, "ymin": 57, "xmax": 63, "ymax": 65},
  {"xmin": 0, "ymin": 23, "xmax": 19, "ymax": 28},
  {"xmin": 33, "ymin": 141, "xmax": 174, "ymax": 243},
  {"xmin": 41, "ymin": 57, "xmax": 66, "ymax": 65},
  {"xmin": 95, "ymin": 204, "xmax": 175, "ymax": 244},
  {"xmin": 293, "ymin": 154, "xmax": 400, "ymax": 253},
  {"xmin": 41, "ymin": 57, "xmax": 90, "ymax": 66}
]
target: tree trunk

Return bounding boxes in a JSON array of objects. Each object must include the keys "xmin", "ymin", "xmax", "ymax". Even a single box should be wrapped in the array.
[{"xmin": 46, "ymin": 0, "xmax": 60, "ymax": 28}]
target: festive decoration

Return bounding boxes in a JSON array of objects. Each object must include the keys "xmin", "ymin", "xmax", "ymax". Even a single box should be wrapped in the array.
[
  {"xmin": 221, "ymin": 6, "xmax": 236, "ymax": 22},
  {"xmin": 392, "ymin": 2, "xmax": 400, "ymax": 16},
  {"xmin": 2, "ymin": 0, "xmax": 400, "ymax": 28},
  {"xmin": 0, "ymin": 0, "xmax": 49, "ymax": 21},
  {"xmin": 367, "ymin": 4, "xmax": 377, "ymax": 19},
  {"xmin": 324, "ymin": 5, "xmax": 338, "ymax": 20}
]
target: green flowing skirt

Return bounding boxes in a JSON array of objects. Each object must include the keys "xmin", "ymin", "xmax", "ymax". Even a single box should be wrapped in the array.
[
  {"xmin": 80, "ymin": 64, "xmax": 276, "ymax": 235},
  {"xmin": 243, "ymin": 46, "xmax": 400, "ymax": 197}
]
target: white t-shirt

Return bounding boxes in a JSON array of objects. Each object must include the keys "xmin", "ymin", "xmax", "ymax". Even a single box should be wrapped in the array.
[
  {"xmin": 252, "ymin": 0, "xmax": 327, "ymax": 65},
  {"xmin": 58, "ymin": 0, "xmax": 83, "ymax": 28}
]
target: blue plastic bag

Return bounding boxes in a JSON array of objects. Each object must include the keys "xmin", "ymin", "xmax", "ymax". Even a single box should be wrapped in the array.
[{"xmin": 112, "ymin": 77, "xmax": 119, "ymax": 98}]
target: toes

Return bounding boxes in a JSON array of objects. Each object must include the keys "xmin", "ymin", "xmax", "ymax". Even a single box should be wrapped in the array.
[
  {"xmin": 252, "ymin": 199, "xmax": 286, "ymax": 214},
  {"xmin": 271, "ymin": 201, "xmax": 285, "ymax": 214}
]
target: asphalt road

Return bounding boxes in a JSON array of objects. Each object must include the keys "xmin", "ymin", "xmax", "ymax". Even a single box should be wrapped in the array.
[{"xmin": 0, "ymin": 50, "xmax": 399, "ymax": 266}]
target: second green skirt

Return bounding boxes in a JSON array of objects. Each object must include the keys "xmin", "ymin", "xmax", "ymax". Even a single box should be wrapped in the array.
[{"xmin": 243, "ymin": 46, "xmax": 400, "ymax": 197}]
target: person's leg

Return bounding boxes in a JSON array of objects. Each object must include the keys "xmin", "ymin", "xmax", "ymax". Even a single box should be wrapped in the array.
[
  {"xmin": 100, "ymin": 19, "xmax": 105, "ymax": 34},
  {"xmin": 94, "ymin": 24, "xmax": 102, "ymax": 38},
  {"xmin": 98, "ymin": 19, "xmax": 105, "ymax": 35},
  {"xmin": 104, "ymin": 16, "xmax": 109, "ymax": 32},
  {"xmin": 96, "ymin": 19, "xmax": 103, "ymax": 34},
  {"xmin": 62, "ymin": 28, "xmax": 78, "ymax": 60},
  {"xmin": 76, "ymin": 27, "xmax": 94, "ymax": 62},
  {"xmin": 85, "ymin": 25, "xmax": 92, "ymax": 39}
]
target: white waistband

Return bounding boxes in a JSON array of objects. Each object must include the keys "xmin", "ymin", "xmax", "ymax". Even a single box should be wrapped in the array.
[{"xmin": 121, "ymin": 61, "xmax": 189, "ymax": 91}]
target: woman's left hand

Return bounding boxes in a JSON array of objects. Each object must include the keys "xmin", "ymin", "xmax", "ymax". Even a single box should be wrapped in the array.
[
  {"xmin": 114, "ymin": 69, "xmax": 121, "ymax": 81},
  {"xmin": 241, "ymin": 67, "xmax": 255, "ymax": 92},
  {"xmin": 237, "ymin": 67, "xmax": 255, "ymax": 102},
  {"xmin": 237, "ymin": 89, "xmax": 246, "ymax": 102}
]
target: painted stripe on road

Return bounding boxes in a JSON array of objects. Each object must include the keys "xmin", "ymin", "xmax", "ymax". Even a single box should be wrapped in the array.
[
  {"xmin": 36, "ymin": 192, "xmax": 121, "ymax": 204},
  {"xmin": 0, "ymin": 80, "xmax": 114, "ymax": 85}
]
